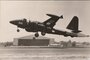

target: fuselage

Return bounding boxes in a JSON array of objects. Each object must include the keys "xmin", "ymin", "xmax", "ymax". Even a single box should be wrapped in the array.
[
  {"xmin": 25, "ymin": 21, "xmax": 52, "ymax": 33},
  {"xmin": 9, "ymin": 18, "xmax": 89, "ymax": 37}
]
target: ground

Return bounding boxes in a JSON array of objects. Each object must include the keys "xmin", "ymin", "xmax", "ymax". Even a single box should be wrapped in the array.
[{"xmin": 0, "ymin": 47, "xmax": 90, "ymax": 60}]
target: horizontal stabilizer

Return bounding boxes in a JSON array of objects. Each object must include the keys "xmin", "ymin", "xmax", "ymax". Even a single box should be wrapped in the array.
[{"xmin": 72, "ymin": 30, "xmax": 82, "ymax": 33}]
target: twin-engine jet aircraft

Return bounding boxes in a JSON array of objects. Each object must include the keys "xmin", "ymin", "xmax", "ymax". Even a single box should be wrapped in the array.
[{"xmin": 10, "ymin": 14, "xmax": 89, "ymax": 37}]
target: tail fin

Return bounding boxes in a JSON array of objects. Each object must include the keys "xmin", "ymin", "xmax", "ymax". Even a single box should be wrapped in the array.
[
  {"xmin": 43, "ymin": 14, "xmax": 63, "ymax": 28},
  {"xmin": 66, "ymin": 16, "xmax": 81, "ymax": 33}
]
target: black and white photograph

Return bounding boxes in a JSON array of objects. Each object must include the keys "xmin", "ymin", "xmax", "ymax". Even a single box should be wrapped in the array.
[{"xmin": 0, "ymin": 0, "xmax": 90, "ymax": 60}]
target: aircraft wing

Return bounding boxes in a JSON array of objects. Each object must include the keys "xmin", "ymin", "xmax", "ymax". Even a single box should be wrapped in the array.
[{"xmin": 43, "ymin": 14, "xmax": 63, "ymax": 28}]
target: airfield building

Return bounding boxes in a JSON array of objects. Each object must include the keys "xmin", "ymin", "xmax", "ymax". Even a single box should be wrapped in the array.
[{"xmin": 13, "ymin": 35, "xmax": 54, "ymax": 46}]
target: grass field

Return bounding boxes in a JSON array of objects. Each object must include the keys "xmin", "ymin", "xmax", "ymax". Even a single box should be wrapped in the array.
[{"xmin": 0, "ymin": 47, "xmax": 90, "ymax": 60}]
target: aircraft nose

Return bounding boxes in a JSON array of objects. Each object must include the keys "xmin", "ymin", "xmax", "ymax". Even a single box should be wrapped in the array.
[
  {"xmin": 9, "ymin": 20, "xmax": 18, "ymax": 25},
  {"xmin": 10, "ymin": 21, "xmax": 14, "ymax": 24}
]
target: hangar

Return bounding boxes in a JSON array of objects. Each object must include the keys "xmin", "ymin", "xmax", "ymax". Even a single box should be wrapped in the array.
[{"xmin": 13, "ymin": 35, "xmax": 54, "ymax": 46}]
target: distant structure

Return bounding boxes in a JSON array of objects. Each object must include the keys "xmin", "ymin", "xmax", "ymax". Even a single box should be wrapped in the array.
[
  {"xmin": 67, "ymin": 40, "xmax": 72, "ymax": 47},
  {"xmin": 59, "ymin": 40, "xmax": 76, "ymax": 48},
  {"xmin": 13, "ymin": 35, "xmax": 90, "ymax": 48},
  {"xmin": 13, "ymin": 35, "xmax": 54, "ymax": 46}
]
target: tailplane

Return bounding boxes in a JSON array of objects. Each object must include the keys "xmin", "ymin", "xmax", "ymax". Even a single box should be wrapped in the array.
[
  {"xmin": 66, "ymin": 16, "xmax": 82, "ymax": 33},
  {"xmin": 43, "ymin": 14, "xmax": 63, "ymax": 28}
]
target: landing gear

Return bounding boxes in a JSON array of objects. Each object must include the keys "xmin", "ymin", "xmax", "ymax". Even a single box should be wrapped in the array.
[
  {"xmin": 41, "ymin": 32, "xmax": 46, "ymax": 36},
  {"xmin": 35, "ymin": 32, "xmax": 39, "ymax": 37},
  {"xmin": 17, "ymin": 27, "xmax": 20, "ymax": 32},
  {"xmin": 17, "ymin": 29, "xmax": 20, "ymax": 32}
]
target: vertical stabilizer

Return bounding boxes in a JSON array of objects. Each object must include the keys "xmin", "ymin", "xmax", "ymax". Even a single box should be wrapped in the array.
[{"xmin": 66, "ymin": 16, "xmax": 81, "ymax": 33}]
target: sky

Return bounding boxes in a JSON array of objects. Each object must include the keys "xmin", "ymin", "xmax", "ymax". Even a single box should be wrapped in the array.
[{"xmin": 0, "ymin": 1, "xmax": 90, "ymax": 42}]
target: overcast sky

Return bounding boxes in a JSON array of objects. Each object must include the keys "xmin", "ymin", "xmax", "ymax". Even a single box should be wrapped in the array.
[{"xmin": 0, "ymin": 1, "xmax": 90, "ymax": 42}]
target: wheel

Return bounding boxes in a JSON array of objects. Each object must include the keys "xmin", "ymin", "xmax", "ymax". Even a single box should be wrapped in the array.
[
  {"xmin": 35, "ymin": 33, "xmax": 39, "ymax": 37},
  {"xmin": 17, "ymin": 29, "xmax": 20, "ymax": 32},
  {"xmin": 41, "ymin": 32, "xmax": 46, "ymax": 36}
]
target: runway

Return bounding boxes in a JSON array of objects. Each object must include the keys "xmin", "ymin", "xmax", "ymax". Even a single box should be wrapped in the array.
[{"xmin": 0, "ymin": 47, "xmax": 90, "ymax": 60}]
